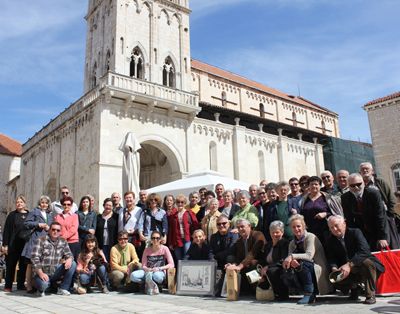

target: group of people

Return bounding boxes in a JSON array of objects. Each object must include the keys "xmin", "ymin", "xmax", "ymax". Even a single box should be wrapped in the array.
[{"xmin": 1, "ymin": 161, "xmax": 399, "ymax": 305}]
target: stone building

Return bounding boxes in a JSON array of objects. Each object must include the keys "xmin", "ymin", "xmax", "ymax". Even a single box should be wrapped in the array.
[
  {"xmin": 0, "ymin": 134, "xmax": 21, "ymax": 224},
  {"xmin": 364, "ymin": 91, "xmax": 400, "ymax": 191},
  {"xmin": 19, "ymin": 0, "xmax": 340, "ymax": 208}
]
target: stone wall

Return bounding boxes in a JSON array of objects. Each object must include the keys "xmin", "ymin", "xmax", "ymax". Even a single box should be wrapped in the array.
[{"xmin": 365, "ymin": 96, "xmax": 400, "ymax": 191}]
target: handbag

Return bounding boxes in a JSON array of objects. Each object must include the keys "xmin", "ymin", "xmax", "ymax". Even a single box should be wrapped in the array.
[
  {"xmin": 18, "ymin": 228, "xmax": 35, "ymax": 242},
  {"xmin": 256, "ymin": 273, "xmax": 274, "ymax": 301},
  {"xmin": 373, "ymin": 248, "xmax": 400, "ymax": 295},
  {"xmin": 245, "ymin": 264, "xmax": 263, "ymax": 284},
  {"xmin": 145, "ymin": 271, "xmax": 159, "ymax": 295}
]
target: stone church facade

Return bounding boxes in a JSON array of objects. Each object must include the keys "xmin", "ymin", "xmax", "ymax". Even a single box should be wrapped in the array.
[
  {"xmin": 20, "ymin": 0, "xmax": 339, "ymax": 208},
  {"xmin": 364, "ymin": 91, "xmax": 400, "ymax": 192}
]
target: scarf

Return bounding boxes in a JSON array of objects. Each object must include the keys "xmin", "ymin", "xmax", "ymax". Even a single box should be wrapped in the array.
[{"xmin": 117, "ymin": 244, "xmax": 129, "ymax": 266}]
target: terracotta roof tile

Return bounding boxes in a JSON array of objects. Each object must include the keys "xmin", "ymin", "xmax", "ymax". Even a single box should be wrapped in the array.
[
  {"xmin": 0, "ymin": 134, "xmax": 22, "ymax": 156},
  {"xmin": 364, "ymin": 91, "xmax": 400, "ymax": 107},
  {"xmin": 191, "ymin": 59, "xmax": 337, "ymax": 116}
]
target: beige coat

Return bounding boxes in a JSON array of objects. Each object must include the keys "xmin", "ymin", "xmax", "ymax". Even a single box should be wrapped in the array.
[
  {"xmin": 288, "ymin": 231, "xmax": 332, "ymax": 295},
  {"xmin": 201, "ymin": 210, "xmax": 221, "ymax": 241}
]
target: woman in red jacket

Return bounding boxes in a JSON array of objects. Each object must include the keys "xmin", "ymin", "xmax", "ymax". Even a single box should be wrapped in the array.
[{"xmin": 166, "ymin": 194, "xmax": 193, "ymax": 261}]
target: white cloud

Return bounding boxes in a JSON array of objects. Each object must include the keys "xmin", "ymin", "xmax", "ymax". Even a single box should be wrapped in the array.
[{"xmin": 0, "ymin": 1, "xmax": 85, "ymax": 42}]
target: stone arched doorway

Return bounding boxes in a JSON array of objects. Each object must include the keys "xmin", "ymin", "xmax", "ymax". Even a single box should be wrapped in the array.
[{"xmin": 139, "ymin": 140, "xmax": 182, "ymax": 189}]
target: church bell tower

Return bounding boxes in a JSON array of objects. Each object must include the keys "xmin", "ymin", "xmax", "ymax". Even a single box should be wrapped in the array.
[{"xmin": 84, "ymin": 0, "xmax": 192, "ymax": 93}]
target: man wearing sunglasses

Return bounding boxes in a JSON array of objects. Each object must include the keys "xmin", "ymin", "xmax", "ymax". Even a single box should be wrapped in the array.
[
  {"xmin": 341, "ymin": 173, "xmax": 388, "ymax": 251},
  {"xmin": 209, "ymin": 215, "xmax": 239, "ymax": 296},
  {"xmin": 50, "ymin": 186, "xmax": 78, "ymax": 218},
  {"xmin": 30, "ymin": 222, "xmax": 76, "ymax": 296}
]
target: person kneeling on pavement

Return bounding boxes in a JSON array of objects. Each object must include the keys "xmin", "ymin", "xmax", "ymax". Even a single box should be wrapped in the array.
[
  {"xmin": 30, "ymin": 221, "xmax": 76, "ymax": 296},
  {"xmin": 130, "ymin": 231, "xmax": 174, "ymax": 294},
  {"xmin": 326, "ymin": 215, "xmax": 384, "ymax": 305},
  {"xmin": 76, "ymin": 234, "xmax": 109, "ymax": 294},
  {"xmin": 225, "ymin": 218, "xmax": 266, "ymax": 295},
  {"xmin": 109, "ymin": 230, "xmax": 140, "ymax": 290}
]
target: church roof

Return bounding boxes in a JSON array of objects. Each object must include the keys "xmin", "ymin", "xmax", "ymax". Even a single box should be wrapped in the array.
[
  {"xmin": 191, "ymin": 59, "xmax": 338, "ymax": 117},
  {"xmin": 364, "ymin": 90, "xmax": 400, "ymax": 107},
  {"xmin": 0, "ymin": 133, "xmax": 22, "ymax": 156}
]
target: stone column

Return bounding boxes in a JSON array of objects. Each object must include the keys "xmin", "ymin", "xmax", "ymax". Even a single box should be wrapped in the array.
[
  {"xmin": 313, "ymin": 137, "xmax": 321, "ymax": 176},
  {"xmin": 232, "ymin": 118, "xmax": 245, "ymax": 180},
  {"xmin": 277, "ymin": 128, "xmax": 285, "ymax": 181}
]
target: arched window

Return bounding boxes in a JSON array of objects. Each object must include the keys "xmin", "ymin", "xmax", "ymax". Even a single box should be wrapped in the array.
[
  {"xmin": 222, "ymin": 92, "xmax": 227, "ymax": 107},
  {"xmin": 162, "ymin": 57, "xmax": 175, "ymax": 88},
  {"xmin": 259, "ymin": 103, "xmax": 265, "ymax": 118},
  {"xmin": 209, "ymin": 141, "xmax": 217, "ymax": 171},
  {"xmin": 292, "ymin": 111, "xmax": 297, "ymax": 127},
  {"xmin": 92, "ymin": 62, "xmax": 97, "ymax": 88},
  {"xmin": 392, "ymin": 163, "xmax": 400, "ymax": 191},
  {"xmin": 130, "ymin": 48, "xmax": 144, "ymax": 79},
  {"xmin": 321, "ymin": 120, "xmax": 326, "ymax": 134},
  {"xmin": 105, "ymin": 50, "xmax": 110, "ymax": 72}
]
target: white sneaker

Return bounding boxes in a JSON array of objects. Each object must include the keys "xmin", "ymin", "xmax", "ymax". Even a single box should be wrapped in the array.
[
  {"xmin": 37, "ymin": 290, "xmax": 45, "ymax": 297},
  {"xmin": 57, "ymin": 288, "xmax": 71, "ymax": 296}
]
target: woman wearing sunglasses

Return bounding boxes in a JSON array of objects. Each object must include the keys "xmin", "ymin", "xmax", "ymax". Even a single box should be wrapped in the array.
[{"xmin": 130, "ymin": 230, "xmax": 174, "ymax": 294}]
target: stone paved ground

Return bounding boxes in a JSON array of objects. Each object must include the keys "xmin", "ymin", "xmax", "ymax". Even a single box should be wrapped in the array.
[{"xmin": 1, "ymin": 285, "xmax": 400, "ymax": 314}]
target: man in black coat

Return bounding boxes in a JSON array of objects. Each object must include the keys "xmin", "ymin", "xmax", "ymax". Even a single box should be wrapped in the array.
[
  {"xmin": 326, "ymin": 215, "xmax": 384, "ymax": 305},
  {"xmin": 341, "ymin": 173, "xmax": 388, "ymax": 251}
]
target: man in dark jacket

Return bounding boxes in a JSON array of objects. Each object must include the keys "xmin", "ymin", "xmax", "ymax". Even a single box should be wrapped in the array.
[
  {"xmin": 326, "ymin": 215, "xmax": 384, "ymax": 304},
  {"xmin": 209, "ymin": 215, "xmax": 239, "ymax": 269},
  {"xmin": 225, "ymin": 218, "xmax": 266, "ymax": 294},
  {"xmin": 341, "ymin": 173, "xmax": 388, "ymax": 251}
]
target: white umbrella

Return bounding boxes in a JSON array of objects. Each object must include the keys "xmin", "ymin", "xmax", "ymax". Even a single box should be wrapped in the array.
[
  {"xmin": 147, "ymin": 170, "xmax": 250, "ymax": 198},
  {"xmin": 119, "ymin": 132, "xmax": 141, "ymax": 197}
]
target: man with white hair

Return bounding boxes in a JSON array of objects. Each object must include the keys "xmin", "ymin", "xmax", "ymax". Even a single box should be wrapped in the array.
[
  {"xmin": 341, "ymin": 173, "xmax": 388, "ymax": 251},
  {"xmin": 336, "ymin": 169, "xmax": 350, "ymax": 195},
  {"xmin": 326, "ymin": 215, "xmax": 384, "ymax": 304},
  {"xmin": 359, "ymin": 162, "xmax": 397, "ymax": 214},
  {"xmin": 225, "ymin": 218, "xmax": 266, "ymax": 294},
  {"xmin": 320, "ymin": 170, "xmax": 340, "ymax": 196}
]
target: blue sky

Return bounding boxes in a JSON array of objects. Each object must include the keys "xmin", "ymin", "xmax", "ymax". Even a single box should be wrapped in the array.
[{"xmin": 1, "ymin": 0, "xmax": 399, "ymax": 144}]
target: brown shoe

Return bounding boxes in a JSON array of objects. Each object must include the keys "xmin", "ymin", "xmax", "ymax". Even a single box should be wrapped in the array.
[{"xmin": 363, "ymin": 296, "xmax": 376, "ymax": 305}]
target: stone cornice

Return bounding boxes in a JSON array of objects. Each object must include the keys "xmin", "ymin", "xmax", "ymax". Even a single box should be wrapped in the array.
[
  {"xmin": 363, "ymin": 98, "xmax": 400, "ymax": 112},
  {"xmin": 192, "ymin": 122, "xmax": 232, "ymax": 144},
  {"xmin": 245, "ymin": 135, "xmax": 277, "ymax": 151},
  {"xmin": 155, "ymin": 0, "xmax": 191, "ymax": 14}
]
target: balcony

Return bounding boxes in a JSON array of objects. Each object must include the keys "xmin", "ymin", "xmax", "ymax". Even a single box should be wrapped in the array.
[{"xmin": 99, "ymin": 72, "xmax": 199, "ymax": 115}]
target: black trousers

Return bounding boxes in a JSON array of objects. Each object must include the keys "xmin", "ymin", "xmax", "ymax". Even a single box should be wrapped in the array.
[{"xmin": 5, "ymin": 245, "xmax": 27, "ymax": 290}]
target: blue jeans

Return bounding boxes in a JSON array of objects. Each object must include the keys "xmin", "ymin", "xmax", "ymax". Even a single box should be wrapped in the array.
[
  {"xmin": 296, "ymin": 260, "xmax": 317, "ymax": 293},
  {"xmin": 79, "ymin": 265, "xmax": 108, "ymax": 286},
  {"xmin": 174, "ymin": 241, "xmax": 191, "ymax": 261},
  {"xmin": 130, "ymin": 270, "xmax": 165, "ymax": 284},
  {"xmin": 33, "ymin": 262, "xmax": 77, "ymax": 292}
]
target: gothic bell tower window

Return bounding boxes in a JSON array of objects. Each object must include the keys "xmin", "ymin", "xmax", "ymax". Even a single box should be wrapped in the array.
[
  {"xmin": 130, "ymin": 48, "xmax": 144, "ymax": 79},
  {"xmin": 162, "ymin": 57, "xmax": 175, "ymax": 88}
]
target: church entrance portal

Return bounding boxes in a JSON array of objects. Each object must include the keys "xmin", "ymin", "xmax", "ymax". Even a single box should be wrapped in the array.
[{"xmin": 139, "ymin": 141, "xmax": 181, "ymax": 189}]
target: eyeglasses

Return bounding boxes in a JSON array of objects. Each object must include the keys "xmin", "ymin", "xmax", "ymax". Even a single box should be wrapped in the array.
[
  {"xmin": 321, "ymin": 176, "xmax": 331, "ymax": 180},
  {"xmin": 63, "ymin": 203, "xmax": 72, "ymax": 207},
  {"xmin": 61, "ymin": 191, "xmax": 69, "ymax": 195},
  {"xmin": 300, "ymin": 182, "xmax": 308, "ymax": 187},
  {"xmin": 118, "ymin": 238, "xmax": 129, "ymax": 241},
  {"xmin": 349, "ymin": 182, "xmax": 363, "ymax": 188},
  {"xmin": 51, "ymin": 228, "xmax": 61, "ymax": 232},
  {"xmin": 217, "ymin": 222, "xmax": 228, "ymax": 226},
  {"xmin": 176, "ymin": 201, "xmax": 185, "ymax": 204},
  {"xmin": 151, "ymin": 237, "xmax": 161, "ymax": 240},
  {"xmin": 290, "ymin": 183, "xmax": 299, "ymax": 186}
]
